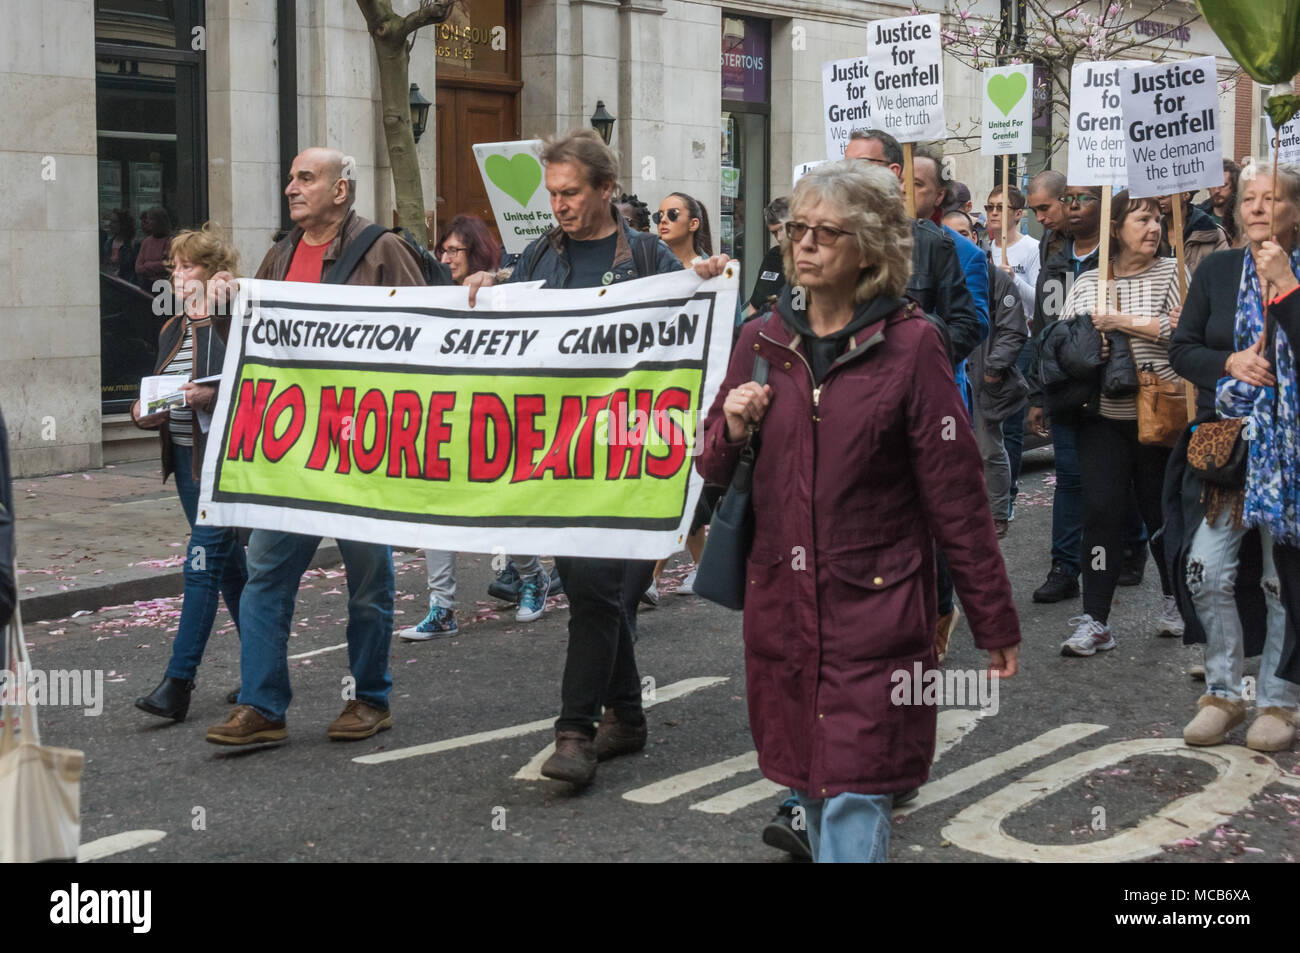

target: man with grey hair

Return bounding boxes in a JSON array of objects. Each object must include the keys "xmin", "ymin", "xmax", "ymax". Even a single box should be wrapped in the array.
[
  {"xmin": 205, "ymin": 146, "xmax": 430, "ymax": 746},
  {"xmin": 747, "ymin": 196, "xmax": 791, "ymax": 315}
]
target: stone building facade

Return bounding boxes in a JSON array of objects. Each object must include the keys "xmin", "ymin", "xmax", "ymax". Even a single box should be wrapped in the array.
[{"xmin": 0, "ymin": 0, "xmax": 1277, "ymax": 476}]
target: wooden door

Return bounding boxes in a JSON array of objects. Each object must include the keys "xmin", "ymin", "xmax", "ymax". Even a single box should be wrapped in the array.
[{"xmin": 434, "ymin": 86, "xmax": 519, "ymax": 245}]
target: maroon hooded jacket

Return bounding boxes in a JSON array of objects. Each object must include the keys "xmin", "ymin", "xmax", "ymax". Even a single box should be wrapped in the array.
[{"xmin": 698, "ymin": 302, "xmax": 1021, "ymax": 796}]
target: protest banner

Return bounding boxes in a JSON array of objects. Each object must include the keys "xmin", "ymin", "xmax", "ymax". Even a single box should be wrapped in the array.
[
  {"xmin": 822, "ymin": 56, "xmax": 872, "ymax": 159},
  {"xmin": 981, "ymin": 64, "xmax": 1035, "ymax": 265},
  {"xmin": 472, "ymin": 140, "xmax": 556, "ymax": 254},
  {"xmin": 197, "ymin": 271, "xmax": 737, "ymax": 560},
  {"xmin": 867, "ymin": 13, "xmax": 944, "ymax": 216},
  {"xmin": 1119, "ymin": 56, "xmax": 1221, "ymax": 199}
]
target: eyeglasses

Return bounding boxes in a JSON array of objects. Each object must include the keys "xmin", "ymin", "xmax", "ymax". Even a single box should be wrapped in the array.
[
  {"xmin": 1060, "ymin": 194, "xmax": 1100, "ymax": 208},
  {"xmin": 440, "ymin": 245, "xmax": 468, "ymax": 257},
  {"xmin": 856, "ymin": 156, "xmax": 892, "ymax": 167},
  {"xmin": 784, "ymin": 221, "xmax": 850, "ymax": 245},
  {"xmin": 652, "ymin": 208, "xmax": 686, "ymax": 224},
  {"xmin": 984, "ymin": 204, "xmax": 1023, "ymax": 214}
]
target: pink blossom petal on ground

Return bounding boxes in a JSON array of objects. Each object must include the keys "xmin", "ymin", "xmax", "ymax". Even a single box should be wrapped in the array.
[
  {"xmin": 321, "ymin": 589, "xmax": 343, "ymax": 596},
  {"xmin": 1173, "ymin": 837, "xmax": 1201, "ymax": 847}
]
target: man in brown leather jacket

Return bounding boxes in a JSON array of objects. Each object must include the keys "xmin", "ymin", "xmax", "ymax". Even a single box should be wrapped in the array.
[{"xmin": 206, "ymin": 147, "xmax": 427, "ymax": 746}]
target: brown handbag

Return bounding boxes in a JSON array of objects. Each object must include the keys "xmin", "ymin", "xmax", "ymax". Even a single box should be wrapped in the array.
[{"xmin": 1136, "ymin": 368, "xmax": 1188, "ymax": 447}]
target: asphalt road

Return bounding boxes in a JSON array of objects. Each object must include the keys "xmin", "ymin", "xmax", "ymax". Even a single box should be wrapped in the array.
[{"xmin": 19, "ymin": 452, "xmax": 1300, "ymax": 863}]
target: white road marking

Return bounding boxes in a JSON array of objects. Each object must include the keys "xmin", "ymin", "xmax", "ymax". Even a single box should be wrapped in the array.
[
  {"xmin": 893, "ymin": 723, "xmax": 1109, "ymax": 817},
  {"xmin": 288, "ymin": 642, "xmax": 348, "ymax": 660},
  {"xmin": 687, "ymin": 709, "xmax": 983, "ymax": 815},
  {"xmin": 942, "ymin": 738, "xmax": 1278, "ymax": 862},
  {"xmin": 77, "ymin": 829, "xmax": 167, "ymax": 862},
  {"xmin": 690, "ymin": 777, "xmax": 786, "ymax": 814},
  {"xmin": 356, "ymin": 676, "xmax": 728, "ymax": 766},
  {"xmin": 512, "ymin": 677, "xmax": 731, "ymax": 780},
  {"xmin": 624, "ymin": 752, "xmax": 759, "ymax": 804}
]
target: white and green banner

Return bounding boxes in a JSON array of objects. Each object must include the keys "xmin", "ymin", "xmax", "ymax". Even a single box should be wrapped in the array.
[{"xmin": 198, "ymin": 270, "xmax": 738, "ymax": 559}]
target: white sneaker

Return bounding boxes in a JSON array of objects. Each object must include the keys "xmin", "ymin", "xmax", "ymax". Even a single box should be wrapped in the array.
[
  {"xmin": 677, "ymin": 569, "xmax": 697, "ymax": 595},
  {"xmin": 1157, "ymin": 595, "xmax": 1185, "ymax": 637},
  {"xmin": 640, "ymin": 581, "xmax": 660, "ymax": 608},
  {"xmin": 1060, "ymin": 614, "xmax": 1115, "ymax": 657}
]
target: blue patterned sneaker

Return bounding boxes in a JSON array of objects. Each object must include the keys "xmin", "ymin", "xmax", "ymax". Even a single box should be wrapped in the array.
[
  {"xmin": 515, "ymin": 572, "xmax": 551, "ymax": 623},
  {"xmin": 399, "ymin": 605, "xmax": 459, "ymax": 641}
]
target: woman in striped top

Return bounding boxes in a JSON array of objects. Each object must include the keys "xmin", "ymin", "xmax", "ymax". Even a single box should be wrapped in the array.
[
  {"xmin": 132, "ymin": 224, "xmax": 248, "ymax": 721},
  {"xmin": 1058, "ymin": 191, "xmax": 1187, "ymax": 658}
]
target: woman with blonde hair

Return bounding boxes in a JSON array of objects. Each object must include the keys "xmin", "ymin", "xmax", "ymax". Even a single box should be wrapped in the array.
[
  {"xmin": 698, "ymin": 161, "xmax": 1020, "ymax": 862},
  {"xmin": 133, "ymin": 223, "xmax": 247, "ymax": 721}
]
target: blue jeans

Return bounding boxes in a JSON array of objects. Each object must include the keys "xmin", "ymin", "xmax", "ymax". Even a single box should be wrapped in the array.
[
  {"xmin": 794, "ymin": 790, "xmax": 894, "ymax": 862},
  {"xmin": 1191, "ymin": 515, "xmax": 1299, "ymax": 709},
  {"xmin": 166, "ymin": 449, "xmax": 247, "ymax": 680},
  {"xmin": 238, "ymin": 530, "xmax": 394, "ymax": 722}
]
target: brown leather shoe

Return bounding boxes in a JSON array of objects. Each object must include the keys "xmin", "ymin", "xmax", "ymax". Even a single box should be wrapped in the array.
[
  {"xmin": 593, "ymin": 708, "xmax": 648, "ymax": 762},
  {"xmin": 540, "ymin": 731, "xmax": 597, "ymax": 786},
  {"xmin": 327, "ymin": 700, "xmax": 393, "ymax": 740},
  {"xmin": 206, "ymin": 705, "xmax": 287, "ymax": 746}
]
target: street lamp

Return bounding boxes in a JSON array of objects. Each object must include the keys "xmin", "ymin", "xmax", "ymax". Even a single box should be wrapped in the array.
[
  {"xmin": 409, "ymin": 83, "xmax": 432, "ymax": 144},
  {"xmin": 590, "ymin": 100, "xmax": 616, "ymax": 145}
]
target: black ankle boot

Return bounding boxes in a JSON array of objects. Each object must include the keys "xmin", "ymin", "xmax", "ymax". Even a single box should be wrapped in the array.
[{"xmin": 135, "ymin": 676, "xmax": 195, "ymax": 721}]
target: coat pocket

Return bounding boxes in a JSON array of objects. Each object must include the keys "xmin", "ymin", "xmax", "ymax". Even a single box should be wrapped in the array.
[
  {"xmin": 821, "ymin": 543, "xmax": 929, "ymax": 662},
  {"xmin": 742, "ymin": 547, "xmax": 792, "ymax": 660}
]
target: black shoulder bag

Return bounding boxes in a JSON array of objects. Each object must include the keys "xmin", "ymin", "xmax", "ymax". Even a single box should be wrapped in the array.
[{"xmin": 693, "ymin": 353, "xmax": 769, "ymax": 611}]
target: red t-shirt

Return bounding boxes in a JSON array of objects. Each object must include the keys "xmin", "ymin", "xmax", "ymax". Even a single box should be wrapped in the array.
[{"xmin": 285, "ymin": 237, "xmax": 329, "ymax": 283}]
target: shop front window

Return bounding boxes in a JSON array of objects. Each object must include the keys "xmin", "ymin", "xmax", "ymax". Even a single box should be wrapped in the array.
[
  {"xmin": 720, "ymin": 16, "xmax": 770, "ymax": 297},
  {"xmin": 95, "ymin": 0, "xmax": 206, "ymax": 415}
]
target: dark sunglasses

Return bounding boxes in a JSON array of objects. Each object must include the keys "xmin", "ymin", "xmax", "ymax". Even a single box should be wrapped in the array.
[{"xmin": 652, "ymin": 208, "xmax": 688, "ymax": 224}]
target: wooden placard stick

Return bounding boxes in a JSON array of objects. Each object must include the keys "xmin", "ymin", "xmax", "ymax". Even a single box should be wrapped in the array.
[
  {"xmin": 903, "ymin": 142, "xmax": 916, "ymax": 219},
  {"xmin": 1169, "ymin": 193, "xmax": 1196, "ymax": 420},
  {"xmin": 1096, "ymin": 186, "xmax": 1112, "ymax": 315},
  {"xmin": 1170, "ymin": 194, "xmax": 1188, "ymax": 301},
  {"xmin": 1001, "ymin": 154, "xmax": 1010, "ymax": 266}
]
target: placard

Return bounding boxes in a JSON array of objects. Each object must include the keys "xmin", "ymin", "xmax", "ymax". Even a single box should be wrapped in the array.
[
  {"xmin": 472, "ymin": 139, "xmax": 557, "ymax": 254},
  {"xmin": 198, "ymin": 270, "xmax": 737, "ymax": 560},
  {"xmin": 865, "ymin": 14, "xmax": 945, "ymax": 142},
  {"xmin": 981, "ymin": 64, "xmax": 1035, "ymax": 156},
  {"xmin": 1067, "ymin": 61, "xmax": 1133, "ymax": 187},
  {"xmin": 1270, "ymin": 114, "xmax": 1300, "ymax": 165},
  {"xmin": 822, "ymin": 56, "xmax": 872, "ymax": 159},
  {"xmin": 794, "ymin": 160, "xmax": 828, "ymax": 186},
  {"xmin": 1119, "ymin": 56, "xmax": 1221, "ymax": 198}
]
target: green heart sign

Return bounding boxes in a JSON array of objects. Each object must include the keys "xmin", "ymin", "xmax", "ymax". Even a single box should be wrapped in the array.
[
  {"xmin": 1195, "ymin": 0, "xmax": 1300, "ymax": 127},
  {"xmin": 987, "ymin": 71, "xmax": 1028, "ymax": 117},
  {"xmin": 484, "ymin": 153, "xmax": 543, "ymax": 207}
]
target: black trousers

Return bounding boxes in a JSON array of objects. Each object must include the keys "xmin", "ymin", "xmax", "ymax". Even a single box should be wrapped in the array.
[
  {"xmin": 1077, "ymin": 415, "xmax": 1173, "ymax": 622},
  {"xmin": 554, "ymin": 557, "xmax": 655, "ymax": 737}
]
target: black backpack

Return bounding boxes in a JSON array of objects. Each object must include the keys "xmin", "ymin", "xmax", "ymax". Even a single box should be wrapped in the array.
[{"xmin": 323, "ymin": 224, "xmax": 454, "ymax": 286}]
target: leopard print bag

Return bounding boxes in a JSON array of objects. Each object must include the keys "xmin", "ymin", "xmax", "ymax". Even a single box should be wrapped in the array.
[{"xmin": 1186, "ymin": 417, "xmax": 1247, "ymax": 527}]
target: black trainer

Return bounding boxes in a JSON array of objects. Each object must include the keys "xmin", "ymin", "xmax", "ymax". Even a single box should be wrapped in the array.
[
  {"xmin": 489, "ymin": 562, "xmax": 564, "ymax": 604},
  {"xmin": 1118, "ymin": 545, "xmax": 1147, "ymax": 587},
  {"xmin": 1033, "ymin": 562, "xmax": 1080, "ymax": 603},
  {"xmin": 761, "ymin": 801, "xmax": 812, "ymax": 862}
]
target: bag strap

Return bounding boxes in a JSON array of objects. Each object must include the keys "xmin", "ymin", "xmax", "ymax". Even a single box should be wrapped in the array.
[
  {"xmin": 2, "ymin": 594, "xmax": 39, "ymax": 751},
  {"xmin": 323, "ymin": 224, "xmax": 387, "ymax": 284}
]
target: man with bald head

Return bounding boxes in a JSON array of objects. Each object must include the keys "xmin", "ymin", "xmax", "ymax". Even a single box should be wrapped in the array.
[{"xmin": 206, "ymin": 146, "xmax": 428, "ymax": 746}]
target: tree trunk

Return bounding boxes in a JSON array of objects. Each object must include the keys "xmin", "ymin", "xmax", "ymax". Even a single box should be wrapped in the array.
[{"xmin": 356, "ymin": 0, "xmax": 452, "ymax": 246}]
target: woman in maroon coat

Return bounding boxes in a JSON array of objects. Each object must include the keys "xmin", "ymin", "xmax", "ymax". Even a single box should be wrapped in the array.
[{"xmin": 698, "ymin": 160, "xmax": 1021, "ymax": 862}]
